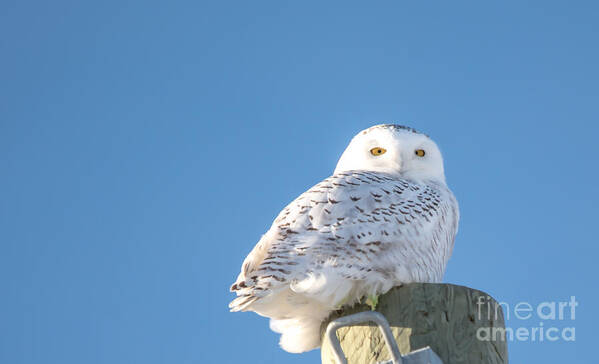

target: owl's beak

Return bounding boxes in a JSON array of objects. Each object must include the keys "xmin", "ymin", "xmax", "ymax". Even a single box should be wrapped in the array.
[{"xmin": 395, "ymin": 157, "xmax": 403, "ymax": 174}]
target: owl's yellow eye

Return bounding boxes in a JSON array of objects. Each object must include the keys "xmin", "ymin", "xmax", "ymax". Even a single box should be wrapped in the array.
[
  {"xmin": 370, "ymin": 147, "xmax": 387, "ymax": 156},
  {"xmin": 415, "ymin": 149, "xmax": 426, "ymax": 157}
]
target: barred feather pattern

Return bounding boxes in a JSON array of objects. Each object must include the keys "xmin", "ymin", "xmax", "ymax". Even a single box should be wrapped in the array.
[{"xmin": 229, "ymin": 170, "xmax": 459, "ymax": 353}]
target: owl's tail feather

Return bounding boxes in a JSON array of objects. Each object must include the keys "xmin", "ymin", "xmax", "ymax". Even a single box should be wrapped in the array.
[
  {"xmin": 270, "ymin": 316, "xmax": 326, "ymax": 353},
  {"xmin": 229, "ymin": 295, "xmax": 258, "ymax": 312}
]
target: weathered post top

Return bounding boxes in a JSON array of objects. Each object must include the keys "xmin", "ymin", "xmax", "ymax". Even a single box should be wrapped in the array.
[{"xmin": 320, "ymin": 283, "xmax": 508, "ymax": 364}]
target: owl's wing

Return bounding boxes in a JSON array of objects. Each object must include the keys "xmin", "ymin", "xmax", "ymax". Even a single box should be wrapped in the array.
[{"xmin": 229, "ymin": 171, "xmax": 458, "ymax": 311}]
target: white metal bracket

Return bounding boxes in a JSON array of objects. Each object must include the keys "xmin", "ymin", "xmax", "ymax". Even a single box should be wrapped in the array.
[{"xmin": 324, "ymin": 311, "xmax": 444, "ymax": 364}]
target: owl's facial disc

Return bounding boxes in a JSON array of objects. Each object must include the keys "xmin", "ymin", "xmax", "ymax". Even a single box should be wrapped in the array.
[{"xmin": 334, "ymin": 124, "xmax": 446, "ymax": 182}]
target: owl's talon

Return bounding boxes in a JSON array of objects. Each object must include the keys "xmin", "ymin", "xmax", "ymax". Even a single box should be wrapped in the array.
[{"xmin": 365, "ymin": 294, "xmax": 379, "ymax": 310}]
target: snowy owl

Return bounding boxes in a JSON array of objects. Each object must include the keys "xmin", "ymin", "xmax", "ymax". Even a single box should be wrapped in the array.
[{"xmin": 229, "ymin": 124, "xmax": 459, "ymax": 353}]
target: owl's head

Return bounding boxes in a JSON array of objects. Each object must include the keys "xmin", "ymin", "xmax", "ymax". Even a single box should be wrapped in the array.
[{"xmin": 334, "ymin": 124, "xmax": 446, "ymax": 182}]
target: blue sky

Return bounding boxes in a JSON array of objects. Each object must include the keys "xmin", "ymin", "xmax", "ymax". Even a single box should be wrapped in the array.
[{"xmin": 1, "ymin": 1, "xmax": 598, "ymax": 363}]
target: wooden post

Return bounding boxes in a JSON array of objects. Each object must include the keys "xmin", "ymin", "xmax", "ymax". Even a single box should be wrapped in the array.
[{"xmin": 320, "ymin": 283, "xmax": 508, "ymax": 364}]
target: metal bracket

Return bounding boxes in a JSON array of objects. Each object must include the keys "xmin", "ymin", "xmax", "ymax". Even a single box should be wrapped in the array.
[
  {"xmin": 325, "ymin": 311, "xmax": 444, "ymax": 364},
  {"xmin": 325, "ymin": 311, "xmax": 402, "ymax": 364}
]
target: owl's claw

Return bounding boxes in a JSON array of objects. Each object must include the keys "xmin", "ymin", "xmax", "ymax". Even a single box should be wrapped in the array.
[{"xmin": 365, "ymin": 294, "xmax": 379, "ymax": 310}]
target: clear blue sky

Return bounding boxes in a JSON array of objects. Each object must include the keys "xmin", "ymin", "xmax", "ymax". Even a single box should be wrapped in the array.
[{"xmin": 1, "ymin": 1, "xmax": 597, "ymax": 363}]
